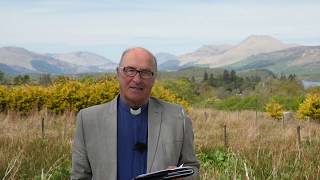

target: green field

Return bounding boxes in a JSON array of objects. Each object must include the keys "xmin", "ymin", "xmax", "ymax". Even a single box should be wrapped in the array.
[{"xmin": 1, "ymin": 109, "xmax": 320, "ymax": 179}]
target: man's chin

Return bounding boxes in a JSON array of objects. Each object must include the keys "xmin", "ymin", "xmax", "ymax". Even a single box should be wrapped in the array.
[{"xmin": 128, "ymin": 98, "xmax": 147, "ymax": 107}]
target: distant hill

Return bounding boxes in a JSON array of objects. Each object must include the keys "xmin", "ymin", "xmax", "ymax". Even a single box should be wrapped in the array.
[
  {"xmin": 178, "ymin": 35, "xmax": 297, "ymax": 68},
  {"xmin": 0, "ymin": 46, "xmax": 78, "ymax": 74},
  {"xmin": 48, "ymin": 52, "xmax": 117, "ymax": 73},
  {"xmin": 179, "ymin": 44, "xmax": 233, "ymax": 66},
  {"xmin": 155, "ymin": 52, "xmax": 180, "ymax": 71},
  {"xmin": 227, "ymin": 46, "xmax": 320, "ymax": 79},
  {"xmin": 48, "ymin": 51, "xmax": 115, "ymax": 67},
  {"xmin": 0, "ymin": 47, "xmax": 116, "ymax": 75},
  {"xmin": 1, "ymin": 35, "xmax": 319, "ymax": 78}
]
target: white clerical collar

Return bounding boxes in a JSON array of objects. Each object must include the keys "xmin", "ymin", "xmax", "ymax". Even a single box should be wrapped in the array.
[{"xmin": 130, "ymin": 107, "xmax": 141, "ymax": 116}]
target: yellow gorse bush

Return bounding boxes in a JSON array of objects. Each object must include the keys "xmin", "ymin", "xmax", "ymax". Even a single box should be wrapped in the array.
[
  {"xmin": 0, "ymin": 85, "xmax": 9, "ymax": 111},
  {"xmin": 46, "ymin": 80, "xmax": 84, "ymax": 113},
  {"xmin": 152, "ymin": 84, "xmax": 189, "ymax": 111},
  {"xmin": 265, "ymin": 100, "xmax": 284, "ymax": 120},
  {"xmin": 8, "ymin": 85, "xmax": 48, "ymax": 114},
  {"xmin": 46, "ymin": 78, "xmax": 120, "ymax": 113},
  {"xmin": 0, "ymin": 78, "xmax": 188, "ymax": 114},
  {"xmin": 297, "ymin": 92, "xmax": 320, "ymax": 121}
]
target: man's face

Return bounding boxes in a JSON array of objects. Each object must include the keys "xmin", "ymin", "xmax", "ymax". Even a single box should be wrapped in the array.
[{"xmin": 117, "ymin": 49, "xmax": 156, "ymax": 107}]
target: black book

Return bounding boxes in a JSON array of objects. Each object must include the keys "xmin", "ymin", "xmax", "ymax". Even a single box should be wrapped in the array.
[{"xmin": 134, "ymin": 166, "xmax": 194, "ymax": 180}]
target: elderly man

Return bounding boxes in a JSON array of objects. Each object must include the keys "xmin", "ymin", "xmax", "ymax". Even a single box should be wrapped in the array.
[{"xmin": 71, "ymin": 47, "xmax": 199, "ymax": 180}]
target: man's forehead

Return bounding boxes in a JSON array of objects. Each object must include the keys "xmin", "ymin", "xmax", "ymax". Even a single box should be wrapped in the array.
[{"xmin": 124, "ymin": 48, "xmax": 152, "ymax": 60}]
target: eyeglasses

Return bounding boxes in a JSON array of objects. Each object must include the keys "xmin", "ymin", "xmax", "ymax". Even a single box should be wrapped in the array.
[{"xmin": 118, "ymin": 66, "xmax": 155, "ymax": 79}]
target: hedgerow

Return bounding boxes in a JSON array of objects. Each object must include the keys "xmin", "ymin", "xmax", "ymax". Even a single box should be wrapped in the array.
[{"xmin": 0, "ymin": 78, "xmax": 188, "ymax": 114}]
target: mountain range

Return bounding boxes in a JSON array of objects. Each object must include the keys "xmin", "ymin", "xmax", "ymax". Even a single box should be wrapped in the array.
[
  {"xmin": 228, "ymin": 46, "xmax": 320, "ymax": 74},
  {"xmin": 178, "ymin": 35, "xmax": 298, "ymax": 67},
  {"xmin": 0, "ymin": 47, "xmax": 117, "ymax": 75},
  {"xmin": 0, "ymin": 35, "xmax": 319, "ymax": 79}
]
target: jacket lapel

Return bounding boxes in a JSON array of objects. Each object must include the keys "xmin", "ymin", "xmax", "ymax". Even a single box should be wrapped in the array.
[
  {"xmin": 102, "ymin": 96, "xmax": 118, "ymax": 179},
  {"xmin": 147, "ymin": 98, "xmax": 162, "ymax": 172}
]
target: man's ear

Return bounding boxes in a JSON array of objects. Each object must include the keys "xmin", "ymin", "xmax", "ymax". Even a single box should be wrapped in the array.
[{"xmin": 116, "ymin": 67, "xmax": 120, "ymax": 79}]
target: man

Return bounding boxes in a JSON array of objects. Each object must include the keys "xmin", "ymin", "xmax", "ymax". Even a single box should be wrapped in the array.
[{"xmin": 71, "ymin": 47, "xmax": 200, "ymax": 180}]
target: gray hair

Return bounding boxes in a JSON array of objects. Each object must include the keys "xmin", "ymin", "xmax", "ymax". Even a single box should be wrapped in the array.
[{"xmin": 119, "ymin": 47, "xmax": 158, "ymax": 72}]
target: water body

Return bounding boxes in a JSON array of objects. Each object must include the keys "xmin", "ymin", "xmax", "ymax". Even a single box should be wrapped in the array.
[{"xmin": 302, "ymin": 80, "xmax": 320, "ymax": 89}]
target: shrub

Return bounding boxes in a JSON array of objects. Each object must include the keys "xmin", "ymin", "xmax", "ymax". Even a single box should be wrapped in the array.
[
  {"xmin": 152, "ymin": 84, "xmax": 189, "ymax": 110},
  {"xmin": 297, "ymin": 92, "xmax": 320, "ymax": 121},
  {"xmin": 197, "ymin": 148, "xmax": 253, "ymax": 179},
  {"xmin": 0, "ymin": 86, "xmax": 8, "ymax": 112},
  {"xmin": 265, "ymin": 100, "xmax": 284, "ymax": 120},
  {"xmin": 0, "ymin": 78, "xmax": 187, "ymax": 114},
  {"xmin": 8, "ymin": 86, "xmax": 48, "ymax": 114}
]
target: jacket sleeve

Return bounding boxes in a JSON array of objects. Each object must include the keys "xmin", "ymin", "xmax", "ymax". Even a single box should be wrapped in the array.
[
  {"xmin": 71, "ymin": 110, "xmax": 92, "ymax": 180},
  {"xmin": 179, "ymin": 109, "xmax": 200, "ymax": 180}
]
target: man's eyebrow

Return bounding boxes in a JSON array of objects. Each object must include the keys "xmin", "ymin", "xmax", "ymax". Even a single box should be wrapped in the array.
[
  {"xmin": 125, "ymin": 66, "xmax": 153, "ymax": 72},
  {"xmin": 140, "ymin": 69, "xmax": 153, "ymax": 72},
  {"xmin": 122, "ymin": 66, "xmax": 136, "ymax": 69}
]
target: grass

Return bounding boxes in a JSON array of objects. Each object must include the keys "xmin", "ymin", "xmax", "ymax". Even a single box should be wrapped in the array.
[
  {"xmin": 191, "ymin": 109, "xmax": 320, "ymax": 179},
  {"xmin": 1, "ymin": 109, "xmax": 320, "ymax": 179},
  {"xmin": 0, "ymin": 111, "xmax": 74, "ymax": 180}
]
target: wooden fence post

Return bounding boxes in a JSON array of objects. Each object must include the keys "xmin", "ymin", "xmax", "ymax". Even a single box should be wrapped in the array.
[
  {"xmin": 41, "ymin": 117, "xmax": 45, "ymax": 138},
  {"xmin": 282, "ymin": 114, "xmax": 285, "ymax": 129},
  {"xmin": 237, "ymin": 110, "xmax": 240, "ymax": 121},
  {"xmin": 224, "ymin": 125, "xmax": 228, "ymax": 148},
  {"xmin": 204, "ymin": 111, "xmax": 208, "ymax": 121},
  {"xmin": 297, "ymin": 126, "xmax": 301, "ymax": 148},
  {"xmin": 255, "ymin": 97, "xmax": 258, "ymax": 124}
]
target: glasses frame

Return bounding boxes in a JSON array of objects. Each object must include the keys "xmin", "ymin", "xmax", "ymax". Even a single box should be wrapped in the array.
[{"xmin": 118, "ymin": 66, "xmax": 155, "ymax": 79}]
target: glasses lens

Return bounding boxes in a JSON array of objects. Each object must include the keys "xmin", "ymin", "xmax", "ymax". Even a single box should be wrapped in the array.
[
  {"xmin": 123, "ymin": 67, "xmax": 137, "ymax": 76},
  {"xmin": 120, "ymin": 67, "xmax": 154, "ymax": 79},
  {"xmin": 140, "ymin": 70, "xmax": 153, "ymax": 79}
]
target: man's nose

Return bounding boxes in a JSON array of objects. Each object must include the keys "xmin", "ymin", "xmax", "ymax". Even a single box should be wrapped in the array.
[{"xmin": 132, "ymin": 72, "xmax": 142, "ymax": 82}]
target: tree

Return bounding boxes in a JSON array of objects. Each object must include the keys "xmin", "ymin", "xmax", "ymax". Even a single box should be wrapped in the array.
[
  {"xmin": 23, "ymin": 75, "xmax": 30, "ymax": 84},
  {"xmin": 13, "ymin": 74, "xmax": 31, "ymax": 85},
  {"xmin": 208, "ymin": 73, "xmax": 214, "ymax": 86},
  {"xmin": 288, "ymin": 74, "xmax": 296, "ymax": 81},
  {"xmin": 39, "ymin": 73, "xmax": 52, "ymax": 86},
  {"xmin": 203, "ymin": 71, "xmax": 208, "ymax": 82},
  {"xmin": 13, "ymin": 75, "xmax": 23, "ymax": 85},
  {"xmin": 223, "ymin": 69, "xmax": 230, "ymax": 82},
  {"xmin": 191, "ymin": 76, "xmax": 195, "ymax": 83},
  {"xmin": 230, "ymin": 70, "xmax": 236, "ymax": 82},
  {"xmin": 0, "ymin": 71, "xmax": 4, "ymax": 84},
  {"xmin": 280, "ymin": 73, "xmax": 286, "ymax": 80},
  {"xmin": 160, "ymin": 78, "xmax": 197, "ymax": 103}
]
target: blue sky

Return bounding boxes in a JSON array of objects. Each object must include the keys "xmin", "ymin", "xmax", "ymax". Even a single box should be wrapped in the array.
[{"xmin": 1, "ymin": 0, "xmax": 319, "ymax": 62}]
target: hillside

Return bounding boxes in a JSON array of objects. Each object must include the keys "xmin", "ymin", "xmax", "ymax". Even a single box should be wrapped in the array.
[
  {"xmin": 179, "ymin": 44, "xmax": 233, "ymax": 66},
  {"xmin": 178, "ymin": 35, "xmax": 297, "ymax": 68},
  {"xmin": 0, "ymin": 47, "xmax": 78, "ymax": 74},
  {"xmin": 1, "ymin": 35, "xmax": 319, "ymax": 78},
  {"xmin": 157, "ymin": 67, "xmax": 275, "ymax": 82},
  {"xmin": 0, "ymin": 47, "xmax": 116, "ymax": 75},
  {"xmin": 227, "ymin": 46, "xmax": 320, "ymax": 80},
  {"xmin": 48, "ymin": 52, "xmax": 114, "ymax": 66},
  {"xmin": 155, "ymin": 52, "xmax": 180, "ymax": 71}
]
